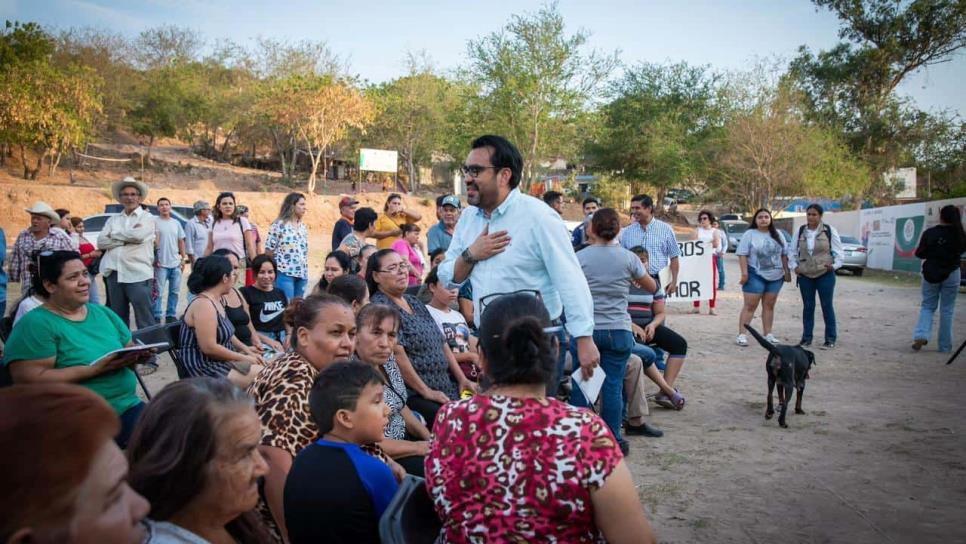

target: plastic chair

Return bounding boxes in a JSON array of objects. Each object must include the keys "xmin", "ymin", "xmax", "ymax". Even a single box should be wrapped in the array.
[{"xmin": 379, "ymin": 475, "xmax": 442, "ymax": 544}]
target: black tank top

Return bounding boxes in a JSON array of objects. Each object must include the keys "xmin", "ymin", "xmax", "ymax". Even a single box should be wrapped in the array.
[{"xmin": 223, "ymin": 288, "xmax": 253, "ymax": 346}]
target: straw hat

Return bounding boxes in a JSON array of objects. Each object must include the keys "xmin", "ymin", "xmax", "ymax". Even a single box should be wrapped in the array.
[{"xmin": 111, "ymin": 176, "xmax": 149, "ymax": 201}]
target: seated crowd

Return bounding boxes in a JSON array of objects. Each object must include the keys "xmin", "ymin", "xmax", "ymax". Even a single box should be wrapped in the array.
[{"xmin": 0, "ymin": 187, "xmax": 686, "ymax": 544}]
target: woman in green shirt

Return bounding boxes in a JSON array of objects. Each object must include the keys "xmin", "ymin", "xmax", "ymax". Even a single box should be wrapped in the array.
[{"xmin": 2, "ymin": 250, "xmax": 152, "ymax": 448}]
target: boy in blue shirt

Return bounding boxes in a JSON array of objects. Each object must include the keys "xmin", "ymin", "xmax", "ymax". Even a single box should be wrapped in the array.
[{"xmin": 284, "ymin": 361, "xmax": 399, "ymax": 543}]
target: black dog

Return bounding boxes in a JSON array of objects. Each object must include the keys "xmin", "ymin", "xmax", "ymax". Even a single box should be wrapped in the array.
[{"xmin": 744, "ymin": 324, "xmax": 815, "ymax": 428}]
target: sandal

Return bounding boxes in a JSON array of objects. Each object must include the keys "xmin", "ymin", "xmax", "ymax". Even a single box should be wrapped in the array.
[{"xmin": 670, "ymin": 391, "xmax": 686, "ymax": 410}]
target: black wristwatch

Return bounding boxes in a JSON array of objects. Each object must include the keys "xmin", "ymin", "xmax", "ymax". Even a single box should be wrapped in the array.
[{"xmin": 461, "ymin": 248, "xmax": 477, "ymax": 265}]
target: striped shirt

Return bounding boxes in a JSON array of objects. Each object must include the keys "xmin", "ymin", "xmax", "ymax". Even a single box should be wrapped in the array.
[
  {"xmin": 619, "ymin": 218, "xmax": 681, "ymax": 275},
  {"xmin": 176, "ymin": 298, "xmax": 236, "ymax": 379}
]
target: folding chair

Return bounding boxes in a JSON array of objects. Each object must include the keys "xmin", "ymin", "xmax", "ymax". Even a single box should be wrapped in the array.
[{"xmin": 379, "ymin": 475, "xmax": 442, "ymax": 544}]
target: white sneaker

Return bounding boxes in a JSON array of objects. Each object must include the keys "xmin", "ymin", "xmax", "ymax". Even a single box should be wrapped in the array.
[
  {"xmin": 765, "ymin": 333, "xmax": 778, "ymax": 343},
  {"xmin": 736, "ymin": 334, "xmax": 748, "ymax": 346}
]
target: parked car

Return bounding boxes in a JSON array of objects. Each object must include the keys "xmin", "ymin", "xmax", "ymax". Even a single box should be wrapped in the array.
[
  {"xmin": 666, "ymin": 188, "xmax": 695, "ymax": 203},
  {"xmin": 719, "ymin": 213, "xmax": 741, "ymax": 222},
  {"xmin": 837, "ymin": 236, "xmax": 868, "ymax": 276},
  {"xmin": 720, "ymin": 220, "xmax": 749, "ymax": 252},
  {"xmin": 83, "ymin": 208, "xmax": 188, "ymax": 250}
]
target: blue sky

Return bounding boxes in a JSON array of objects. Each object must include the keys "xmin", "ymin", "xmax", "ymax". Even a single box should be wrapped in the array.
[{"xmin": 5, "ymin": 0, "xmax": 964, "ymax": 115}]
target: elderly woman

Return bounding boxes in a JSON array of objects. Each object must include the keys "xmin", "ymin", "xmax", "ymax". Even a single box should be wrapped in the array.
[
  {"xmin": 127, "ymin": 378, "xmax": 272, "ymax": 543},
  {"xmin": 426, "ymin": 292, "xmax": 655, "ymax": 543},
  {"xmin": 0, "ymin": 383, "xmax": 150, "ymax": 543},
  {"xmin": 176, "ymin": 255, "xmax": 264, "ymax": 388},
  {"xmin": 245, "ymin": 295, "xmax": 362, "ymax": 542},
  {"xmin": 366, "ymin": 249, "xmax": 475, "ymax": 425},
  {"xmin": 2, "ymin": 250, "xmax": 153, "ymax": 448},
  {"xmin": 353, "ymin": 303, "xmax": 432, "ymax": 476}
]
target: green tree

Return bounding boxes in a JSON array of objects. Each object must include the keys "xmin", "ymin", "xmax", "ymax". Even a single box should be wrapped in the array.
[
  {"xmin": 464, "ymin": 2, "xmax": 617, "ymax": 188},
  {"xmin": 788, "ymin": 0, "xmax": 966, "ymax": 205},
  {"xmin": 0, "ymin": 61, "xmax": 102, "ymax": 179},
  {"xmin": 365, "ymin": 57, "xmax": 459, "ymax": 190},
  {"xmin": 256, "ymin": 75, "xmax": 372, "ymax": 191},
  {"xmin": 127, "ymin": 64, "xmax": 203, "ymax": 162},
  {"xmin": 712, "ymin": 84, "xmax": 868, "ymax": 213},
  {"xmin": 0, "ymin": 20, "xmax": 54, "ymax": 67},
  {"xmin": 590, "ymin": 61, "xmax": 722, "ymax": 210}
]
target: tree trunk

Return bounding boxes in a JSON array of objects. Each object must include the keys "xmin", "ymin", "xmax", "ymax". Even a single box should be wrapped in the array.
[
  {"xmin": 220, "ymin": 129, "xmax": 234, "ymax": 162},
  {"xmin": 144, "ymin": 135, "xmax": 155, "ymax": 165},
  {"xmin": 269, "ymin": 129, "xmax": 290, "ymax": 178}
]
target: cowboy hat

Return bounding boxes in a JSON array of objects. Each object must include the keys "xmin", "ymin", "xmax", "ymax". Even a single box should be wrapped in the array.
[
  {"xmin": 111, "ymin": 176, "xmax": 149, "ymax": 201},
  {"xmin": 24, "ymin": 202, "xmax": 61, "ymax": 223}
]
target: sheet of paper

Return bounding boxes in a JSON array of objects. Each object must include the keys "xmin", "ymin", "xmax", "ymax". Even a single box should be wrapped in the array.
[
  {"xmin": 571, "ymin": 365, "xmax": 606, "ymax": 405},
  {"xmin": 91, "ymin": 343, "xmax": 168, "ymax": 366}
]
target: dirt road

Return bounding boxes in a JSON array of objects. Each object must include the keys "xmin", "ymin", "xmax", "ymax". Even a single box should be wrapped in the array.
[{"xmin": 628, "ymin": 256, "xmax": 965, "ymax": 543}]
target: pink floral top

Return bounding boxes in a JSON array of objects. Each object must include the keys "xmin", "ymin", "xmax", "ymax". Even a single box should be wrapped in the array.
[
  {"xmin": 425, "ymin": 395, "xmax": 623, "ymax": 543},
  {"xmin": 390, "ymin": 239, "xmax": 424, "ymax": 286}
]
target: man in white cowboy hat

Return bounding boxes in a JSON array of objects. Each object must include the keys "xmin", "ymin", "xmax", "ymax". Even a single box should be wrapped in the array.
[
  {"xmin": 98, "ymin": 177, "xmax": 157, "ymax": 339},
  {"xmin": 7, "ymin": 202, "xmax": 75, "ymax": 296}
]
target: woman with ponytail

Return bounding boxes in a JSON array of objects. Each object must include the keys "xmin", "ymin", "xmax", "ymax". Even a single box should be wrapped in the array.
[
  {"xmin": 425, "ymin": 291, "xmax": 655, "ymax": 544},
  {"xmin": 572, "ymin": 208, "xmax": 657, "ymax": 450}
]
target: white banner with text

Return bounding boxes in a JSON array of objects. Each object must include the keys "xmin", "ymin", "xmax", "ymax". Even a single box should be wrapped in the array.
[{"xmin": 659, "ymin": 240, "xmax": 714, "ymax": 302}]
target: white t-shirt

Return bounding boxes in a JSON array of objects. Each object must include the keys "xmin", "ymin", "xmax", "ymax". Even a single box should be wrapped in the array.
[
  {"xmin": 695, "ymin": 227, "xmax": 721, "ymax": 254},
  {"xmin": 426, "ymin": 304, "xmax": 472, "ymax": 354},
  {"xmin": 13, "ymin": 296, "xmax": 43, "ymax": 325}
]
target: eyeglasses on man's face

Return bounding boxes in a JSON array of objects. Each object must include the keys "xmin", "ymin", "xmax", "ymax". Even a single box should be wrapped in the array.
[{"xmin": 460, "ymin": 164, "xmax": 501, "ymax": 178}]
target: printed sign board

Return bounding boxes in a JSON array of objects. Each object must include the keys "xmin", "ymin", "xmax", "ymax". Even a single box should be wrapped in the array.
[
  {"xmin": 359, "ymin": 148, "xmax": 398, "ymax": 173},
  {"xmin": 661, "ymin": 240, "xmax": 714, "ymax": 303}
]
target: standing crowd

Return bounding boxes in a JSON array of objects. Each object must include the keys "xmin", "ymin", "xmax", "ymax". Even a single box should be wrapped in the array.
[{"xmin": 0, "ymin": 134, "xmax": 961, "ymax": 543}]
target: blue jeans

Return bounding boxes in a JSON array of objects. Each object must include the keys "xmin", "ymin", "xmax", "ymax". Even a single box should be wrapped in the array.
[
  {"xmin": 277, "ymin": 273, "xmax": 307, "ymax": 301},
  {"xmin": 549, "ymin": 325, "xmax": 570, "ymax": 395},
  {"xmin": 798, "ymin": 271, "xmax": 836, "ymax": 343},
  {"xmin": 153, "ymin": 266, "xmax": 182, "ymax": 321},
  {"xmin": 716, "ymin": 253, "xmax": 726, "ymax": 289},
  {"xmin": 914, "ymin": 268, "xmax": 960, "ymax": 352},
  {"xmin": 631, "ymin": 342, "xmax": 667, "ymax": 371},
  {"xmin": 570, "ymin": 329, "xmax": 634, "ymax": 441}
]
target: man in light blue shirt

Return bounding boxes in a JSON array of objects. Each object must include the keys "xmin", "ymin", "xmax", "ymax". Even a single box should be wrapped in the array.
[
  {"xmin": 438, "ymin": 135, "xmax": 600, "ymax": 380},
  {"xmin": 619, "ymin": 194, "xmax": 681, "ymax": 295}
]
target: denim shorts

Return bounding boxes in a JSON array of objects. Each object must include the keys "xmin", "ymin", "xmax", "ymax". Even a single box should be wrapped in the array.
[{"xmin": 742, "ymin": 268, "xmax": 784, "ymax": 294}]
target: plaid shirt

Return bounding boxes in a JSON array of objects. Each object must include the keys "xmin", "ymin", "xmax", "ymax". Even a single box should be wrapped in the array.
[
  {"xmin": 619, "ymin": 218, "xmax": 681, "ymax": 275},
  {"xmin": 8, "ymin": 227, "xmax": 76, "ymax": 294}
]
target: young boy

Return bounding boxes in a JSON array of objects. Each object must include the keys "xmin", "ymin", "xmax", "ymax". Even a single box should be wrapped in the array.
[
  {"xmin": 424, "ymin": 267, "xmax": 480, "ymax": 382},
  {"xmin": 284, "ymin": 361, "xmax": 399, "ymax": 543}
]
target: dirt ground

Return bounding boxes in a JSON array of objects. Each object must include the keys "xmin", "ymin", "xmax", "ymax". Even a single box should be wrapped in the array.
[
  {"xmin": 108, "ymin": 254, "xmax": 965, "ymax": 543},
  {"xmin": 627, "ymin": 257, "xmax": 966, "ymax": 543}
]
